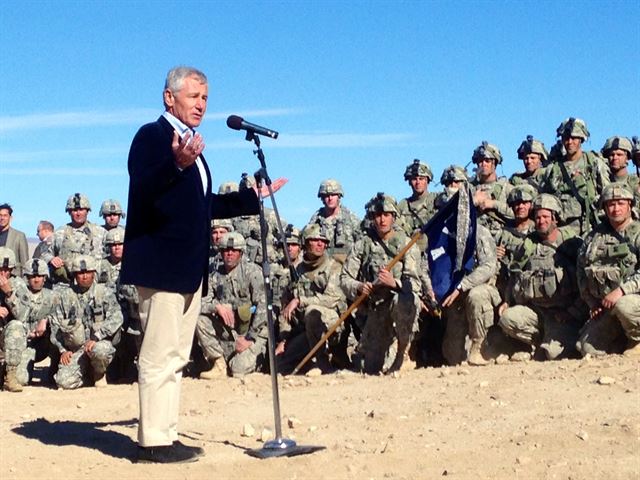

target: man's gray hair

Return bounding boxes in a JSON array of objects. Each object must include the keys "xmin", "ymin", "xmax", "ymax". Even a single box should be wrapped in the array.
[{"xmin": 164, "ymin": 66, "xmax": 207, "ymax": 94}]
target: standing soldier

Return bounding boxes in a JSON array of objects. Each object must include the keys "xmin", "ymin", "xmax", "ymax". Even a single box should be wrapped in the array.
[
  {"xmin": 541, "ymin": 117, "xmax": 610, "ymax": 234},
  {"xmin": 309, "ymin": 179, "xmax": 362, "ymax": 264},
  {"xmin": 277, "ymin": 224, "xmax": 347, "ymax": 374},
  {"xmin": 510, "ymin": 135, "xmax": 549, "ymax": 191},
  {"xmin": 576, "ymin": 184, "xmax": 640, "ymax": 357},
  {"xmin": 100, "ymin": 199, "xmax": 126, "ymax": 233},
  {"xmin": 498, "ymin": 194, "xmax": 587, "ymax": 360},
  {"xmin": 2, "ymin": 259, "xmax": 59, "ymax": 391},
  {"xmin": 397, "ymin": 159, "xmax": 438, "ymax": 250},
  {"xmin": 601, "ymin": 136, "xmax": 640, "ymax": 211},
  {"xmin": 196, "ymin": 232, "xmax": 267, "ymax": 378},
  {"xmin": 43, "ymin": 193, "xmax": 106, "ymax": 285},
  {"xmin": 0, "ymin": 248, "xmax": 29, "ymax": 391},
  {"xmin": 340, "ymin": 193, "xmax": 421, "ymax": 374},
  {"xmin": 49, "ymin": 256, "xmax": 123, "ymax": 389},
  {"xmin": 471, "ymin": 142, "xmax": 514, "ymax": 237}
]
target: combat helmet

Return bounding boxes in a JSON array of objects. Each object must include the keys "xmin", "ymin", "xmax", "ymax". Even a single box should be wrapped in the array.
[
  {"xmin": 105, "ymin": 229, "xmax": 125, "ymax": 245},
  {"xmin": 507, "ymin": 184, "xmax": 537, "ymax": 206},
  {"xmin": 517, "ymin": 135, "xmax": 549, "ymax": 161},
  {"xmin": 601, "ymin": 136, "xmax": 633, "ymax": 158},
  {"xmin": 403, "ymin": 159, "xmax": 433, "ymax": 182},
  {"xmin": 69, "ymin": 255, "xmax": 98, "ymax": 273},
  {"xmin": 532, "ymin": 194, "xmax": 564, "ymax": 222},
  {"xmin": 301, "ymin": 223, "xmax": 329, "ymax": 243},
  {"xmin": 211, "ymin": 218, "xmax": 234, "ymax": 231},
  {"xmin": 633, "ymin": 136, "xmax": 640, "ymax": 167},
  {"xmin": 23, "ymin": 258, "xmax": 49, "ymax": 277},
  {"xmin": 100, "ymin": 199, "xmax": 125, "ymax": 218},
  {"xmin": 218, "ymin": 181, "xmax": 239, "ymax": 194},
  {"xmin": 65, "ymin": 193, "xmax": 91, "ymax": 212},
  {"xmin": 556, "ymin": 117, "xmax": 590, "ymax": 141},
  {"xmin": 599, "ymin": 183, "xmax": 635, "ymax": 207},
  {"xmin": 219, "ymin": 232, "xmax": 246, "ymax": 252},
  {"xmin": 0, "ymin": 247, "xmax": 16, "ymax": 269},
  {"xmin": 366, "ymin": 192, "xmax": 398, "ymax": 217},
  {"xmin": 284, "ymin": 224, "xmax": 302, "ymax": 245},
  {"xmin": 440, "ymin": 165, "xmax": 469, "ymax": 186},
  {"xmin": 547, "ymin": 140, "xmax": 566, "ymax": 164},
  {"xmin": 472, "ymin": 141, "xmax": 502, "ymax": 165},
  {"xmin": 317, "ymin": 179, "xmax": 344, "ymax": 198},
  {"xmin": 239, "ymin": 173, "xmax": 256, "ymax": 190}
]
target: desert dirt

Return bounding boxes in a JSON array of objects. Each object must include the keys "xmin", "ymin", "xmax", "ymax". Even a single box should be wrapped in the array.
[{"xmin": 1, "ymin": 354, "xmax": 638, "ymax": 480}]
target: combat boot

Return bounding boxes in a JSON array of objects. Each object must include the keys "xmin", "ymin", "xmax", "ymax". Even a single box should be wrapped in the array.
[
  {"xmin": 623, "ymin": 340, "xmax": 640, "ymax": 358},
  {"xmin": 468, "ymin": 340, "xmax": 489, "ymax": 366},
  {"xmin": 199, "ymin": 358, "xmax": 227, "ymax": 379},
  {"xmin": 4, "ymin": 367, "xmax": 24, "ymax": 392}
]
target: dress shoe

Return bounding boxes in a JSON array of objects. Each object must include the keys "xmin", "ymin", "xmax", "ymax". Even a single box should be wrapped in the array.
[
  {"xmin": 135, "ymin": 444, "xmax": 199, "ymax": 464},
  {"xmin": 173, "ymin": 440, "xmax": 205, "ymax": 457}
]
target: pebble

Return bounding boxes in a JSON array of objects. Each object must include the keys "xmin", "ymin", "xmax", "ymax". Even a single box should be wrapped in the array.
[
  {"xmin": 516, "ymin": 456, "xmax": 532, "ymax": 465},
  {"xmin": 260, "ymin": 428, "xmax": 273, "ymax": 441},
  {"xmin": 21, "ymin": 414, "xmax": 31, "ymax": 420},
  {"xmin": 241, "ymin": 423, "xmax": 255, "ymax": 437},
  {"xmin": 576, "ymin": 431, "xmax": 589, "ymax": 441},
  {"xmin": 306, "ymin": 368, "xmax": 322, "ymax": 377},
  {"xmin": 478, "ymin": 381, "xmax": 489, "ymax": 388},
  {"xmin": 458, "ymin": 369, "xmax": 471, "ymax": 376},
  {"xmin": 76, "ymin": 403, "xmax": 86, "ymax": 409},
  {"xmin": 308, "ymin": 425, "xmax": 318, "ymax": 432},
  {"xmin": 597, "ymin": 376, "xmax": 615, "ymax": 385},
  {"xmin": 287, "ymin": 417, "xmax": 301, "ymax": 429},
  {"xmin": 495, "ymin": 354, "xmax": 510, "ymax": 365}
]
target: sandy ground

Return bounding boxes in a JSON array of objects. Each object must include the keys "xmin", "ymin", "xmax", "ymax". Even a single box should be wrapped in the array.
[{"xmin": 1, "ymin": 354, "xmax": 639, "ymax": 480}]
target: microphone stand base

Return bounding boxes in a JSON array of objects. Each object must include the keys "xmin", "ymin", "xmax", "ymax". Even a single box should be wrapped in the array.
[{"xmin": 245, "ymin": 438, "xmax": 325, "ymax": 459}]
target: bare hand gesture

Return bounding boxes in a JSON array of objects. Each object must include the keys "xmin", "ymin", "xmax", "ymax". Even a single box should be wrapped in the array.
[{"xmin": 172, "ymin": 131, "xmax": 205, "ymax": 169}]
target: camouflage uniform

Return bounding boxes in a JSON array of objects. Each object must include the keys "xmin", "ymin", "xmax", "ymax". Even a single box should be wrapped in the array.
[
  {"xmin": 541, "ymin": 118, "xmax": 610, "ymax": 234},
  {"xmin": 499, "ymin": 216, "xmax": 586, "ymax": 360},
  {"xmin": 271, "ymin": 226, "xmax": 302, "ymax": 326},
  {"xmin": 97, "ymin": 229, "xmax": 125, "ymax": 290},
  {"xmin": 470, "ymin": 142, "xmax": 514, "ymax": 237},
  {"xmin": 340, "ymin": 194, "xmax": 421, "ymax": 374},
  {"xmin": 49, "ymin": 257, "xmax": 123, "ymax": 389},
  {"xmin": 309, "ymin": 179, "xmax": 362, "ymax": 264},
  {"xmin": 397, "ymin": 159, "xmax": 438, "ymax": 251},
  {"xmin": 576, "ymin": 186, "xmax": 640, "ymax": 356},
  {"xmin": 42, "ymin": 194, "xmax": 106, "ymax": 284},
  {"xmin": 196, "ymin": 233, "xmax": 268, "ymax": 376},
  {"xmin": 602, "ymin": 136, "xmax": 640, "ymax": 216},
  {"xmin": 441, "ymin": 224, "xmax": 501, "ymax": 366},
  {"xmin": 277, "ymin": 224, "xmax": 347, "ymax": 373},
  {"xmin": 2, "ymin": 259, "xmax": 58, "ymax": 386}
]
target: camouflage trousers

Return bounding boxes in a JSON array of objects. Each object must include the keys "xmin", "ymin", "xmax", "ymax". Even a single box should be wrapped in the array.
[
  {"xmin": 358, "ymin": 291, "xmax": 419, "ymax": 374},
  {"xmin": 576, "ymin": 294, "xmax": 640, "ymax": 356},
  {"xmin": 54, "ymin": 340, "xmax": 116, "ymax": 390},
  {"xmin": 196, "ymin": 315, "xmax": 267, "ymax": 377},
  {"xmin": 442, "ymin": 284, "xmax": 501, "ymax": 365},
  {"xmin": 1, "ymin": 320, "xmax": 53, "ymax": 385},
  {"xmin": 499, "ymin": 305, "xmax": 583, "ymax": 360}
]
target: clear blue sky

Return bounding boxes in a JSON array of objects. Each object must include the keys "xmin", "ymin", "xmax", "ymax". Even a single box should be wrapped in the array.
[{"xmin": 2, "ymin": 0, "xmax": 639, "ymax": 237}]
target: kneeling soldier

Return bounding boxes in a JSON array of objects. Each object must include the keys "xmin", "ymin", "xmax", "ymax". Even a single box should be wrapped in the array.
[{"xmin": 50, "ymin": 256, "xmax": 123, "ymax": 389}]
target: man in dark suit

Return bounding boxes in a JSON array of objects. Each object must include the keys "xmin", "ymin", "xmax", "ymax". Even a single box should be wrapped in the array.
[{"xmin": 121, "ymin": 66, "xmax": 284, "ymax": 464}]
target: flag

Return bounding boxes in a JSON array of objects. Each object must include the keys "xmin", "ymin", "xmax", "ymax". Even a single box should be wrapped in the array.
[{"xmin": 422, "ymin": 186, "xmax": 477, "ymax": 303}]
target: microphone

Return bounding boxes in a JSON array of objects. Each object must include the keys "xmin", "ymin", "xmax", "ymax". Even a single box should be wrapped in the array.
[{"xmin": 226, "ymin": 115, "xmax": 279, "ymax": 139}]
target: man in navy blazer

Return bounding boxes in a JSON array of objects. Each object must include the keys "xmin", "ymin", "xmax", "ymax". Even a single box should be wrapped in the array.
[{"xmin": 121, "ymin": 66, "xmax": 281, "ymax": 464}]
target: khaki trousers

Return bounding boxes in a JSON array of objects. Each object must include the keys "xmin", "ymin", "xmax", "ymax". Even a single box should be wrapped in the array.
[{"xmin": 136, "ymin": 284, "xmax": 202, "ymax": 447}]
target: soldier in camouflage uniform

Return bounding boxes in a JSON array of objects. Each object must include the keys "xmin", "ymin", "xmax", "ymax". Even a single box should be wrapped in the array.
[
  {"xmin": 340, "ymin": 193, "xmax": 421, "ymax": 374},
  {"xmin": 208, "ymin": 218, "xmax": 234, "ymax": 274},
  {"xmin": 510, "ymin": 135, "xmax": 549, "ymax": 191},
  {"xmin": 308, "ymin": 179, "xmax": 362, "ymax": 265},
  {"xmin": 271, "ymin": 225, "xmax": 302, "ymax": 326},
  {"xmin": 576, "ymin": 184, "xmax": 640, "ymax": 357},
  {"xmin": 100, "ymin": 199, "xmax": 126, "ymax": 233},
  {"xmin": 276, "ymin": 224, "xmax": 347, "ymax": 374},
  {"xmin": 437, "ymin": 185, "xmax": 501, "ymax": 367},
  {"xmin": 2, "ymin": 259, "xmax": 59, "ymax": 391},
  {"xmin": 541, "ymin": 118, "xmax": 610, "ymax": 234},
  {"xmin": 602, "ymin": 136, "xmax": 640, "ymax": 212},
  {"xmin": 196, "ymin": 232, "xmax": 267, "ymax": 378},
  {"xmin": 0, "ymin": 248, "xmax": 29, "ymax": 391},
  {"xmin": 97, "ymin": 229, "xmax": 125, "ymax": 289},
  {"xmin": 397, "ymin": 159, "xmax": 438, "ymax": 251},
  {"xmin": 49, "ymin": 256, "xmax": 123, "ymax": 389},
  {"xmin": 470, "ymin": 141, "xmax": 514, "ymax": 237},
  {"xmin": 495, "ymin": 184, "xmax": 537, "ymax": 294},
  {"xmin": 498, "ymin": 194, "xmax": 587, "ymax": 360},
  {"xmin": 43, "ymin": 193, "xmax": 106, "ymax": 285}
]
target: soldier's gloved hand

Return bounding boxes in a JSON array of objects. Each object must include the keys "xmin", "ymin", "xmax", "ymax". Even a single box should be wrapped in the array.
[
  {"xmin": 60, "ymin": 351, "xmax": 73, "ymax": 366},
  {"xmin": 216, "ymin": 304, "xmax": 235, "ymax": 328},
  {"xmin": 50, "ymin": 257, "xmax": 64, "ymax": 269},
  {"xmin": 602, "ymin": 287, "xmax": 624, "ymax": 309}
]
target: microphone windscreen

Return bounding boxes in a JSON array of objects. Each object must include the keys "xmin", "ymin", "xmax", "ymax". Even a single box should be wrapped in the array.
[{"xmin": 226, "ymin": 115, "xmax": 243, "ymax": 130}]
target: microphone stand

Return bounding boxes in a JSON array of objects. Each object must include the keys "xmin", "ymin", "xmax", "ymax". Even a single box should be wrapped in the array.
[{"xmin": 242, "ymin": 130, "xmax": 323, "ymax": 459}]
